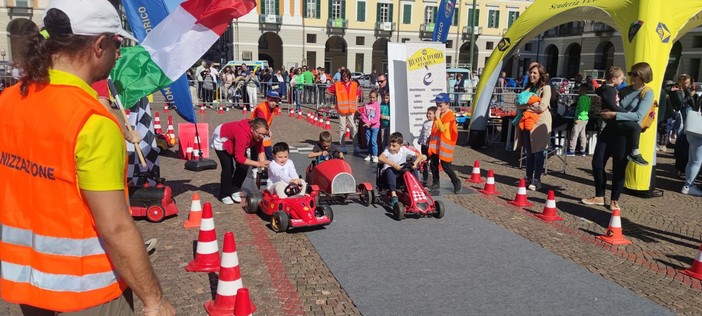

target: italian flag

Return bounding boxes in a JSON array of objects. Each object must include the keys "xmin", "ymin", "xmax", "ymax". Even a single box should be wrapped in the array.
[{"xmin": 111, "ymin": 0, "xmax": 256, "ymax": 108}]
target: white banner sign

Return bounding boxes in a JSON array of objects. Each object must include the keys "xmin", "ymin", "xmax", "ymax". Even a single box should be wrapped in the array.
[{"xmin": 388, "ymin": 42, "xmax": 447, "ymax": 147}]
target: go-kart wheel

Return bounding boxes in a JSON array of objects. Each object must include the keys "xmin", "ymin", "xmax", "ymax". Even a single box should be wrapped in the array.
[
  {"xmin": 434, "ymin": 200, "xmax": 445, "ymax": 219},
  {"xmin": 371, "ymin": 188, "xmax": 378, "ymax": 205},
  {"xmin": 146, "ymin": 205, "xmax": 166, "ymax": 222},
  {"xmin": 243, "ymin": 189, "xmax": 261, "ymax": 214},
  {"xmin": 393, "ymin": 202, "xmax": 405, "ymax": 221},
  {"xmin": 359, "ymin": 187, "xmax": 371, "ymax": 206},
  {"xmin": 319, "ymin": 205, "xmax": 333, "ymax": 223},
  {"xmin": 271, "ymin": 211, "xmax": 289, "ymax": 233}
]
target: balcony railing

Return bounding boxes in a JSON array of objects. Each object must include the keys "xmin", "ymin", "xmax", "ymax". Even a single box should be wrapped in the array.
[
  {"xmin": 375, "ymin": 21, "xmax": 396, "ymax": 32},
  {"xmin": 462, "ymin": 26, "xmax": 482, "ymax": 41},
  {"xmin": 259, "ymin": 14, "xmax": 282, "ymax": 31},
  {"xmin": 419, "ymin": 23, "xmax": 435, "ymax": 39},
  {"xmin": 326, "ymin": 18, "xmax": 348, "ymax": 35}
]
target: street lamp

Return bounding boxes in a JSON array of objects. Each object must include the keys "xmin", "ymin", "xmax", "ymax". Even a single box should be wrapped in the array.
[{"xmin": 468, "ymin": 0, "xmax": 478, "ymax": 74}]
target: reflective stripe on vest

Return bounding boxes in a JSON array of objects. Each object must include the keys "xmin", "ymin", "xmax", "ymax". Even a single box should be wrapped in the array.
[
  {"xmin": 2, "ymin": 262, "xmax": 117, "ymax": 293},
  {"xmin": 334, "ymin": 81, "xmax": 358, "ymax": 115},
  {"xmin": 1, "ymin": 224, "xmax": 105, "ymax": 257}
]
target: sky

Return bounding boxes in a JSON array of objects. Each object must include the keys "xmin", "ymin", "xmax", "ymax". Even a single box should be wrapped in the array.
[{"xmin": 162, "ymin": 0, "xmax": 183, "ymax": 12}]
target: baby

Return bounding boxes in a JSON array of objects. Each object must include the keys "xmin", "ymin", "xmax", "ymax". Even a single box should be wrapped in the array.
[{"xmin": 268, "ymin": 142, "xmax": 307, "ymax": 197}]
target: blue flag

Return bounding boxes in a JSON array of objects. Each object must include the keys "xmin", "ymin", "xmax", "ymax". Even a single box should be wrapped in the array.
[
  {"xmin": 122, "ymin": 0, "xmax": 196, "ymax": 123},
  {"xmin": 432, "ymin": 0, "xmax": 457, "ymax": 43}
]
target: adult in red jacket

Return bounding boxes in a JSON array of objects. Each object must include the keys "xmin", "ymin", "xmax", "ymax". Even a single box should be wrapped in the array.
[{"xmin": 212, "ymin": 118, "xmax": 271, "ymax": 204}]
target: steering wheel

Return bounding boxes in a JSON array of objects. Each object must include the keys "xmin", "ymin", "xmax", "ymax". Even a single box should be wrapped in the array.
[{"xmin": 284, "ymin": 182, "xmax": 302, "ymax": 196}]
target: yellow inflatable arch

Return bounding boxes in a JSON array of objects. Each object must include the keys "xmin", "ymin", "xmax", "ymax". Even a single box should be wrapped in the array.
[{"xmin": 469, "ymin": 0, "xmax": 702, "ymax": 192}]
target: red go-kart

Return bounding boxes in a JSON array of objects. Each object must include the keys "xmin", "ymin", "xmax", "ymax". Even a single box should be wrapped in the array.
[
  {"xmin": 127, "ymin": 172, "xmax": 179, "ymax": 222},
  {"xmin": 305, "ymin": 158, "xmax": 375, "ymax": 206},
  {"xmin": 241, "ymin": 184, "xmax": 333, "ymax": 233},
  {"xmin": 374, "ymin": 157, "xmax": 444, "ymax": 221}
]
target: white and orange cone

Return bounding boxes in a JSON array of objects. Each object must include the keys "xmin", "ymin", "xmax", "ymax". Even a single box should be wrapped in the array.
[
  {"xmin": 153, "ymin": 112, "xmax": 163, "ymax": 134},
  {"xmin": 163, "ymin": 103, "xmax": 169, "ymax": 113},
  {"xmin": 166, "ymin": 116, "xmax": 177, "ymax": 145},
  {"xmin": 204, "ymin": 232, "xmax": 256, "ymax": 315},
  {"xmin": 200, "ymin": 104, "xmax": 206, "ymax": 114},
  {"xmin": 289, "ymin": 107, "xmax": 294, "ymax": 117},
  {"xmin": 345, "ymin": 126, "xmax": 351, "ymax": 139},
  {"xmin": 325, "ymin": 118, "xmax": 331, "ymax": 130},
  {"xmin": 186, "ymin": 146, "xmax": 194, "ymax": 160},
  {"xmin": 466, "ymin": 160, "xmax": 484, "ymax": 183},
  {"xmin": 183, "ymin": 193, "xmax": 204, "ymax": 228},
  {"xmin": 185, "ymin": 204, "xmax": 220, "ymax": 272},
  {"xmin": 535, "ymin": 190, "xmax": 564, "ymax": 221},
  {"xmin": 509, "ymin": 178, "xmax": 533, "ymax": 207},
  {"xmin": 681, "ymin": 243, "xmax": 702, "ymax": 281},
  {"xmin": 242, "ymin": 104, "xmax": 248, "ymax": 114},
  {"xmin": 478, "ymin": 169, "xmax": 500, "ymax": 195},
  {"xmin": 596, "ymin": 209, "xmax": 632, "ymax": 245},
  {"xmin": 297, "ymin": 110, "xmax": 303, "ymax": 119}
]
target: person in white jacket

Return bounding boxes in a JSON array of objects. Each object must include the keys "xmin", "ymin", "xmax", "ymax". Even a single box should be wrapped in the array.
[{"xmin": 267, "ymin": 142, "xmax": 307, "ymax": 197}]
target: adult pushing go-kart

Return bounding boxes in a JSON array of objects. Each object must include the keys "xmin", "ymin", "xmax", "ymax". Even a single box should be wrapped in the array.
[
  {"xmin": 373, "ymin": 134, "xmax": 444, "ymax": 221},
  {"xmin": 305, "ymin": 134, "xmax": 376, "ymax": 206}
]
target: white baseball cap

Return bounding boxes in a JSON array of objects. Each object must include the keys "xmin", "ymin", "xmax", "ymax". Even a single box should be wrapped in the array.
[{"xmin": 44, "ymin": 0, "xmax": 136, "ymax": 41}]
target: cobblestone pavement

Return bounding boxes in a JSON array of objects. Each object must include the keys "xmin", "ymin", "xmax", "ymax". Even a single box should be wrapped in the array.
[{"xmin": 3, "ymin": 100, "xmax": 702, "ymax": 315}]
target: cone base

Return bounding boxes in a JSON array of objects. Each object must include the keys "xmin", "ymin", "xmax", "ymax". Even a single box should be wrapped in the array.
[
  {"xmin": 185, "ymin": 259, "xmax": 221, "ymax": 273},
  {"xmin": 478, "ymin": 189, "xmax": 500, "ymax": 195},
  {"xmin": 509, "ymin": 200, "xmax": 533, "ymax": 207},
  {"xmin": 466, "ymin": 177, "xmax": 485, "ymax": 184},
  {"xmin": 183, "ymin": 219, "xmax": 201, "ymax": 228},
  {"xmin": 681, "ymin": 268, "xmax": 702, "ymax": 281},
  {"xmin": 204, "ymin": 300, "xmax": 235, "ymax": 316},
  {"xmin": 596, "ymin": 235, "xmax": 632, "ymax": 245},
  {"xmin": 535, "ymin": 212, "xmax": 564, "ymax": 221}
]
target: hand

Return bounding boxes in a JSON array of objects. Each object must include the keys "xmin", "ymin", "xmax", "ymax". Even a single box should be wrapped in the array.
[
  {"xmin": 392, "ymin": 163, "xmax": 402, "ymax": 171},
  {"xmin": 291, "ymin": 179, "xmax": 301, "ymax": 186},
  {"xmin": 338, "ymin": 152, "xmax": 344, "ymax": 159},
  {"xmin": 258, "ymin": 160, "xmax": 270, "ymax": 168},
  {"xmin": 124, "ymin": 130, "xmax": 142, "ymax": 144},
  {"xmin": 322, "ymin": 150, "xmax": 329, "ymax": 156},
  {"xmin": 599, "ymin": 110, "xmax": 616, "ymax": 120}
]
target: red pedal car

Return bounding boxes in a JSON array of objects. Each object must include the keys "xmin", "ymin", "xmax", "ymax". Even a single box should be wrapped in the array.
[
  {"xmin": 241, "ymin": 184, "xmax": 333, "ymax": 233},
  {"xmin": 127, "ymin": 172, "xmax": 179, "ymax": 222},
  {"xmin": 374, "ymin": 157, "xmax": 444, "ymax": 221},
  {"xmin": 305, "ymin": 158, "xmax": 375, "ymax": 205}
]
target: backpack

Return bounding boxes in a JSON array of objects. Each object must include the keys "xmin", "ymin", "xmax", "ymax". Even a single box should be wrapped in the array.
[{"xmin": 639, "ymin": 86, "xmax": 656, "ymax": 132}]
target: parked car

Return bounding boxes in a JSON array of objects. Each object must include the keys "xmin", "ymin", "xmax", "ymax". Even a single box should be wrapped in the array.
[
  {"xmin": 350, "ymin": 72, "xmax": 365, "ymax": 80},
  {"xmin": 446, "ymin": 67, "xmax": 474, "ymax": 106}
]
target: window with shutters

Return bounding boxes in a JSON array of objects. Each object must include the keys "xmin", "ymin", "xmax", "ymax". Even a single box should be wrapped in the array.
[
  {"xmin": 402, "ymin": 4, "xmax": 411, "ymax": 24},
  {"xmin": 452, "ymin": 8, "xmax": 459, "ymax": 26},
  {"xmin": 378, "ymin": 3, "xmax": 392, "ymax": 23},
  {"xmin": 263, "ymin": 0, "xmax": 278, "ymax": 15},
  {"xmin": 467, "ymin": 8, "xmax": 479, "ymax": 27},
  {"xmin": 331, "ymin": 0, "xmax": 343, "ymax": 19},
  {"xmin": 305, "ymin": 0, "xmax": 319, "ymax": 19},
  {"xmin": 508, "ymin": 11, "xmax": 519, "ymax": 27},
  {"xmin": 424, "ymin": 6, "xmax": 436, "ymax": 24},
  {"xmin": 488, "ymin": 9, "xmax": 500, "ymax": 28},
  {"xmin": 357, "ymin": 1, "xmax": 366, "ymax": 22}
]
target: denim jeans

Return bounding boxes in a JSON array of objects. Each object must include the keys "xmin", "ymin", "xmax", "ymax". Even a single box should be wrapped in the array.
[
  {"xmin": 684, "ymin": 133, "xmax": 702, "ymax": 188},
  {"xmin": 294, "ymin": 89, "xmax": 302, "ymax": 112},
  {"xmin": 365, "ymin": 127, "xmax": 379, "ymax": 157}
]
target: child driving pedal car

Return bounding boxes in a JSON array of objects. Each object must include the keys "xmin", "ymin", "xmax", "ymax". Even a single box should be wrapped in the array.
[
  {"xmin": 378, "ymin": 132, "xmax": 425, "ymax": 207},
  {"xmin": 308, "ymin": 131, "xmax": 344, "ymax": 163},
  {"xmin": 268, "ymin": 142, "xmax": 307, "ymax": 197}
]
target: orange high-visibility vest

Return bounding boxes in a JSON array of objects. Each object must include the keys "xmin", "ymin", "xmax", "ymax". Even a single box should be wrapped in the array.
[
  {"xmin": 427, "ymin": 110, "xmax": 458, "ymax": 163},
  {"xmin": 334, "ymin": 81, "xmax": 358, "ymax": 116},
  {"xmin": 0, "ymin": 83, "xmax": 127, "ymax": 311},
  {"xmin": 250, "ymin": 101, "xmax": 275, "ymax": 147}
]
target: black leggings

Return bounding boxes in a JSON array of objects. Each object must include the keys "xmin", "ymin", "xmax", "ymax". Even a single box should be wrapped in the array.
[
  {"xmin": 216, "ymin": 149, "xmax": 250, "ymax": 199},
  {"xmin": 521, "ymin": 130, "xmax": 545, "ymax": 181},
  {"xmin": 592, "ymin": 125, "xmax": 629, "ymax": 201},
  {"xmin": 430, "ymin": 154, "xmax": 459, "ymax": 185}
]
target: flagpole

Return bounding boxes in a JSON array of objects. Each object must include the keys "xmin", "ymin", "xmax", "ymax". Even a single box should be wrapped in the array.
[{"xmin": 107, "ymin": 78, "xmax": 147, "ymax": 168}]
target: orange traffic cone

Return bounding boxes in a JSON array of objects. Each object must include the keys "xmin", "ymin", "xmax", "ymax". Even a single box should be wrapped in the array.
[
  {"xmin": 325, "ymin": 118, "xmax": 331, "ymax": 130},
  {"xmin": 186, "ymin": 146, "xmax": 194, "ymax": 160},
  {"xmin": 297, "ymin": 110, "xmax": 303, "ymax": 119},
  {"xmin": 535, "ymin": 190, "xmax": 563, "ymax": 221},
  {"xmin": 204, "ymin": 232, "xmax": 256, "ymax": 315},
  {"xmin": 345, "ymin": 126, "xmax": 351, "ymax": 139},
  {"xmin": 318, "ymin": 115, "xmax": 324, "ymax": 128},
  {"xmin": 166, "ymin": 116, "xmax": 177, "ymax": 145},
  {"xmin": 185, "ymin": 204, "xmax": 220, "ymax": 272},
  {"xmin": 183, "ymin": 193, "xmax": 204, "ymax": 228},
  {"xmin": 289, "ymin": 107, "xmax": 294, "ymax": 117},
  {"xmin": 509, "ymin": 179, "xmax": 533, "ymax": 207},
  {"xmin": 478, "ymin": 169, "xmax": 500, "ymax": 195},
  {"xmin": 153, "ymin": 112, "xmax": 162, "ymax": 134},
  {"xmin": 200, "ymin": 104, "xmax": 206, "ymax": 114},
  {"xmin": 218, "ymin": 105, "xmax": 224, "ymax": 114},
  {"xmin": 192, "ymin": 136, "xmax": 202, "ymax": 159},
  {"xmin": 596, "ymin": 209, "xmax": 632, "ymax": 245},
  {"xmin": 164, "ymin": 103, "xmax": 169, "ymax": 113},
  {"xmin": 242, "ymin": 105, "xmax": 248, "ymax": 114},
  {"xmin": 466, "ymin": 160, "xmax": 484, "ymax": 183},
  {"xmin": 681, "ymin": 243, "xmax": 702, "ymax": 280},
  {"xmin": 233, "ymin": 288, "xmax": 255, "ymax": 316}
]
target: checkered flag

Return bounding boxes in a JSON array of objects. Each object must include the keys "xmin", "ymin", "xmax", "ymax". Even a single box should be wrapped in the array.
[{"xmin": 126, "ymin": 98, "xmax": 160, "ymax": 186}]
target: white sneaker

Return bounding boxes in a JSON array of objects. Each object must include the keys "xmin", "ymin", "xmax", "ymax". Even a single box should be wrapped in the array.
[
  {"xmin": 681, "ymin": 185, "xmax": 702, "ymax": 196},
  {"xmin": 221, "ymin": 197, "xmax": 234, "ymax": 205},
  {"xmin": 364, "ymin": 155, "xmax": 372, "ymax": 161},
  {"xmin": 527, "ymin": 179, "xmax": 542, "ymax": 191},
  {"xmin": 252, "ymin": 168, "xmax": 258, "ymax": 179},
  {"xmin": 231, "ymin": 192, "xmax": 242, "ymax": 203},
  {"xmin": 372, "ymin": 156, "xmax": 378, "ymax": 163}
]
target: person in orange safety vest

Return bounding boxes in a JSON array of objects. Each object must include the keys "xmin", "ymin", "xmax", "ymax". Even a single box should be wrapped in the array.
[
  {"xmin": 427, "ymin": 93, "xmax": 462, "ymax": 194},
  {"xmin": 0, "ymin": 1, "xmax": 174, "ymax": 314},
  {"xmin": 326, "ymin": 68, "xmax": 362, "ymax": 154},
  {"xmin": 251, "ymin": 89, "xmax": 281, "ymax": 160}
]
